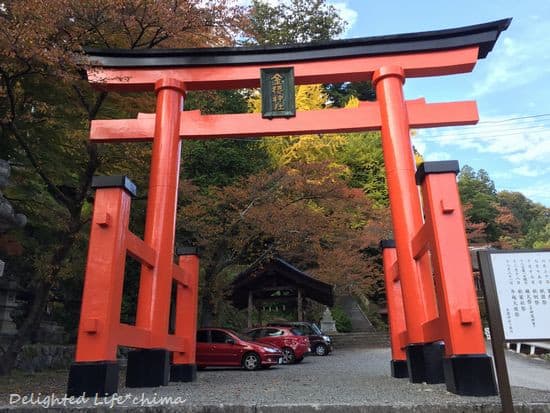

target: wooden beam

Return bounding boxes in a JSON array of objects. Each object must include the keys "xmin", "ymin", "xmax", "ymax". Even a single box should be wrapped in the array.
[
  {"xmin": 126, "ymin": 231, "xmax": 155, "ymax": 268},
  {"xmin": 90, "ymin": 99, "xmax": 478, "ymax": 143},
  {"xmin": 86, "ymin": 47, "xmax": 479, "ymax": 92},
  {"xmin": 249, "ymin": 285, "xmax": 297, "ymax": 293},
  {"xmin": 254, "ymin": 296, "xmax": 297, "ymax": 303}
]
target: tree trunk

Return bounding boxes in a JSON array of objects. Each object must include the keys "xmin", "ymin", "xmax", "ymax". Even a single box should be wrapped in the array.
[{"xmin": 199, "ymin": 291, "xmax": 215, "ymax": 327}]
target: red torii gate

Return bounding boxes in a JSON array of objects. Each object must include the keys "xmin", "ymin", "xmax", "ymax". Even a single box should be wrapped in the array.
[{"xmin": 67, "ymin": 19, "xmax": 510, "ymax": 397}]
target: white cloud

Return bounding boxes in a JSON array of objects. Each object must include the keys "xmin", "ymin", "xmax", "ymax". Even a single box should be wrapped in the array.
[
  {"xmin": 423, "ymin": 151, "xmax": 452, "ymax": 161},
  {"xmin": 413, "ymin": 114, "xmax": 550, "ymax": 206},
  {"xmin": 413, "ymin": 139, "xmax": 426, "ymax": 155},
  {"xmin": 492, "ymin": 171, "xmax": 514, "ymax": 179},
  {"xmin": 518, "ymin": 180, "xmax": 550, "ymax": 206},
  {"xmin": 512, "ymin": 166, "xmax": 546, "ymax": 177},
  {"xmin": 329, "ymin": 1, "xmax": 358, "ymax": 35},
  {"xmin": 471, "ymin": 24, "xmax": 550, "ymax": 98},
  {"xmin": 414, "ymin": 115, "xmax": 550, "ymax": 164}
]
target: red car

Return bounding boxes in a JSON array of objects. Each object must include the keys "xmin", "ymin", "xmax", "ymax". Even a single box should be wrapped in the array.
[
  {"xmin": 196, "ymin": 328, "xmax": 283, "ymax": 370},
  {"xmin": 245, "ymin": 327, "xmax": 310, "ymax": 364}
]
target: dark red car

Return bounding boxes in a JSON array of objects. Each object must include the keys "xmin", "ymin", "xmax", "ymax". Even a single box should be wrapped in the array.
[
  {"xmin": 268, "ymin": 321, "xmax": 333, "ymax": 356},
  {"xmin": 196, "ymin": 328, "xmax": 283, "ymax": 371},
  {"xmin": 245, "ymin": 327, "xmax": 310, "ymax": 364}
]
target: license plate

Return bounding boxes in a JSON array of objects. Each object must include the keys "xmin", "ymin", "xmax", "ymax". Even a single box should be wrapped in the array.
[{"xmin": 278, "ymin": 357, "xmax": 283, "ymax": 364}]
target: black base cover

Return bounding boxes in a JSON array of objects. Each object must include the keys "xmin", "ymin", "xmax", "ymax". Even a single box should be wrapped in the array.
[
  {"xmin": 126, "ymin": 349, "xmax": 170, "ymax": 388},
  {"xmin": 443, "ymin": 354, "xmax": 498, "ymax": 396},
  {"xmin": 170, "ymin": 363, "xmax": 197, "ymax": 382},
  {"xmin": 67, "ymin": 361, "xmax": 119, "ymax": 397},
  {"xmin": 406, "ymin": 342, "xmax": 445, "ymax": 384},
  {"xmin": 390, "ymin": 359, "xmax": 409, "ymax": 378}
]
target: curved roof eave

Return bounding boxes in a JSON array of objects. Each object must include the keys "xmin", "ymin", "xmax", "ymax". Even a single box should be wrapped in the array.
[{"xmin": 84, "ymin": 18, "xmax": 511, "ymax": 68}]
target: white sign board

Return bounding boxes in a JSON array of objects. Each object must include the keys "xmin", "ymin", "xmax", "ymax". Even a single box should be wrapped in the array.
[{"xmin": 487, "ymin": 251, "xmax": 550, "ymax": 340}]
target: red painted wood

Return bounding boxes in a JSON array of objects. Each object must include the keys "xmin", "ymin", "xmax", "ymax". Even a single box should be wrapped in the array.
[
  {"xmin": 90, "ymin": 100, "xmax": 478, "ymax": 142},
  {"xmin": 126, "ymin": 231, "xmax": 156, "ymax": 268},
  {"xmin": 75, "ymin": 187, "xmax": 132, "ymax": 362},
  {"xmin": 135, "ymin": 79, "xmax": 185, "ymax": 348},
  {"xmin": 86, "ymin": 47, "xmax": 478, "ymax": 92},
  {"xmin": 382, "ymin": 246, "xmax": 408, "ymax": 361},
  {"xmin": 173, "ymin": 253, "xmax": 200, "ymax": 365},
  {"xmin": 373, "ymin": 66, "xmax": 438, "ymax": 345},
  {"xmin": 420, "ymin": 171, "xmax": 486, "ymax": 356}
]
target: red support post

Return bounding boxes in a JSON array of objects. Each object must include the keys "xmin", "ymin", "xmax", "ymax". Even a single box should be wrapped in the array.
[
  {"xmin": 129, "ymin": 78, "xmax": 186, "ymax": 387},
  {"xmin": 68, "ymin": 176, "xmax": 137, "ymax": 396},
  {"xmin": 171, "ymin": 247, "xmax": 200, "ymax": 382},
  {"xmin": 415, "ymin": 161, "xmax": 497, "ymax": 396},
  {"xmin": 372, "ymin": 66, "xmax": 443, "ymax": 382},
  {"xmin": 136, "ymin": 78, "xmax": 185, "ymax": 337},
  {"xmin": 380, "ymin": 240, "xmax": 408, "ymax": 378}
]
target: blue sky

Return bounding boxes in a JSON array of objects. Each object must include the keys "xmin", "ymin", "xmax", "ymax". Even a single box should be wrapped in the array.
[{"xmin": 327, "ymin": 0, "xmax": 550, "ymax": 206}]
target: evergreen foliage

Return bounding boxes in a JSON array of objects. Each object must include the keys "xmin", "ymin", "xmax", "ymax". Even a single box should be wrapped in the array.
[
  {"xmin": 458, "ymin": 165, "xmax": 550, "ymax": 248},
  {"xmin": 330, "ymin": 306, "xmax": 352, "ymax": 333},
  {"xmin": 246, "ymin": 0, "xmax": 347, "ymax": 45}
]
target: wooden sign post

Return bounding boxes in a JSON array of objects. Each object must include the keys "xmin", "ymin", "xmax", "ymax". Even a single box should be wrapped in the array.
[{"xmin": 478, "ymin": 250, "xmax": 550, "ymax": 413}]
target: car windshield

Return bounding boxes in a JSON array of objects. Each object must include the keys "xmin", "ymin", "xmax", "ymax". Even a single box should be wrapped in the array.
[{"xmin": 311, "ymin": 323, "xmax": 323, "ymax": 335}]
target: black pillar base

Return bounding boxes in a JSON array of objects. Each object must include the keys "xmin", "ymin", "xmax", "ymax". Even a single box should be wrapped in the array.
[
  {"xmin": 170, "ymin": 363, "xmax": 197, "ymax": 382},
  {"xmin": 443, "ymin": 354, "xmax": 498, "ymax": 396},
  {"xmin": 406, "ymin": 342, "xmax": 445, "ymax": 384},
  {"xmin": 67, "ymin": 361, "xmax": 119, "ymax": 397},
  {"xmin": 126, "ymin": 349, "xmax": 170, "ymax": 388},
  {"xmin": 390, "ymin": 360, "xmax": 409, "ymax": 378}
]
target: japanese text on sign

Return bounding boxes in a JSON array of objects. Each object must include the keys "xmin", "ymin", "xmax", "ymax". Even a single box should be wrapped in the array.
[
  {"xmin": 271, "ymin": 73, "xmax": 285, "ymax": 111},
  {"xmin": 489, "ymin": 251, "xmax": 550, "ymax": 340},
  {"xmin": 260, "ymin": 67, "xmax": 295, "ymax": 118}
]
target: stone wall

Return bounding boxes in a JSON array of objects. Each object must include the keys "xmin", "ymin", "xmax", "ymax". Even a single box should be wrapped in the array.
[
  {"xmin": 12, "ymin": 345, "xmax": 131, "ymax": 372},
  {"xmin": 14, "ymin": 344, "xmax": 74, "ymax": 373}
]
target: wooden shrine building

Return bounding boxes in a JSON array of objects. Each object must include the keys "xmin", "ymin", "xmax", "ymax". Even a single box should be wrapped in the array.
[{"xmin": 231, "ymin": 258, "xmax": 334, "ymax": 327}]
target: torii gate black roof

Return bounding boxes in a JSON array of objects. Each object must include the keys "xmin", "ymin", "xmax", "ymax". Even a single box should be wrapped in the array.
[
  {"xmin": 231, "ymin": 258, "xmax": 334, "ymax": 309},
  {"xmin": 84, "ymin": 18, "xmax": 511, "ymax": 68}
]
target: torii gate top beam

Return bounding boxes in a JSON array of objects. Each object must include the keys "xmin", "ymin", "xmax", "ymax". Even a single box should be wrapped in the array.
[{"xmin": 85, "ymin": 19, "xmax": 511, "ymax": 92}]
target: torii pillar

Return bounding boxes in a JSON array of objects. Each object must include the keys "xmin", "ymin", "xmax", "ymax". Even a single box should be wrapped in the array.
[{"xmin": 373, "ymin": 66, "xmax": 444, "ymax": 383}]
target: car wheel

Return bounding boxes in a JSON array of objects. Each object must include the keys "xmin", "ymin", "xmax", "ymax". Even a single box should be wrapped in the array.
[
  {"xmin": 282, "ymin": 347, "xmax": 296, "ymax": 364},
  {"xmin": 314, "ymin": 343, "xmax": 328, "ymax": 356},
  {"xmin": 242, "ymin": 352, "xmax": 261, "ymax": 371}
]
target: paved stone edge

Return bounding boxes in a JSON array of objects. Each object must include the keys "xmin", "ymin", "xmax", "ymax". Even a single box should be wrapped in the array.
[{"xmin": 1, "ymin": 403, "xmax": 549, "ymax": 412}]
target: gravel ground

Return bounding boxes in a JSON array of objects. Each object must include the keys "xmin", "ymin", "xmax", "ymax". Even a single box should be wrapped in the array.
[{"xmin": 1, "ymin": 347, "xmax": 549, "ymax": 411}]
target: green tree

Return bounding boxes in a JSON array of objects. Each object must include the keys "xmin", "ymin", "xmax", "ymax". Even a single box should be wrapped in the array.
[
  {"xmin": 179, "ymin": 0, "xmax": 352, "ymax": 189},
  {"xmin": 324, "ymin": 81, "xmax": 376, "ymax": 108},
  {"xmin": 458, "ymin": 165, "xmax": 499, "ymax": 242},
  {"xmin": 176, "ymin": 162, "xmax": 390, "ymax": 325},
  {"xmin": 182, "ymin": 89, "xmax": 270, "ymax": 188},
  {"xmin": 523, "ymin": 215, "xmax": 550, "ymax": 249},
  {"xmin": 497, "ymin": 191, "xmax": 549, "ymax": 235},
  {"xmin": 245, "ymin": 0, "xmax": 347, "ymax": 45},
  {"xmin": 457, "ymin": 167, "xmax": 550, "ymax": 248},
  {"xmin": 335, "ymin": 132, "xmax": 388, "ymax": 207},
  {"xmin": 0, "ymin": 0, "xmax": 244, "ymax": 374}
]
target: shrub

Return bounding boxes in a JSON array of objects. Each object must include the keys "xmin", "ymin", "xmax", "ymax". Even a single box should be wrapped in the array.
[{"xmin": 331, "ymin": 306, "xmax": 352, "ymax": 333}]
